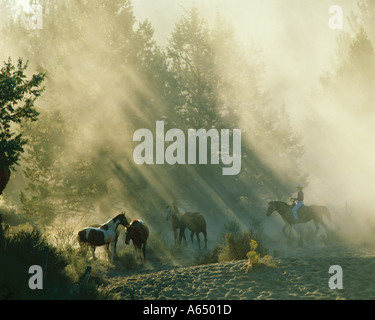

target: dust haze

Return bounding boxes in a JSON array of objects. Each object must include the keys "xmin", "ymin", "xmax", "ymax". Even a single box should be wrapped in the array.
[{"xmin": 1, "ymin": 0, "xmax": 374, "ymax": 249}]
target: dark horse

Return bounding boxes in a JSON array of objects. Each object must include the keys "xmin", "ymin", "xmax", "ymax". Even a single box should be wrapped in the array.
[
  {"xmin": 266, "ymin": 201, "xmax": 331, "ymax": 236},
  {"xmin": 125, "ymin": 219, "xmax": 149, "ymax": 262},
  {"xmin": 77, "ymin": 213, "xmax": 129, "ymax": 261},
  {"xmin": 166, "ymin": 204, "xmax": 207, "ymax": 250}
]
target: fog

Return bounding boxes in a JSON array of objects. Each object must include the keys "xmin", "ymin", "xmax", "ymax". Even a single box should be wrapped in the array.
[
  {"xmin": 2, "ymin": 0, "xmax": 375, "ymax": 246},
  {"xmin": 132, "ymin": 0, "xmax": 372, "ymax": 210}
]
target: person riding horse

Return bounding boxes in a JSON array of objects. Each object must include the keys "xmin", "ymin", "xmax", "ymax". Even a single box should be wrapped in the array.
[{"xmin": 291, "ymin": 184, "xmax": 304, "ymax": 220}]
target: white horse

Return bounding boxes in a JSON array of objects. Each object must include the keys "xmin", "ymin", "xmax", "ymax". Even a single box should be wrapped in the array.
[{"xmin": 77, "ymin": 213, "xmax": 129, "ymax": 261}]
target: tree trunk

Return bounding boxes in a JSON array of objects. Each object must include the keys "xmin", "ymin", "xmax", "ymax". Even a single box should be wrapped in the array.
[{"xmin": 0, "ymin": 166, "xmax": 10, "ymax": 195}]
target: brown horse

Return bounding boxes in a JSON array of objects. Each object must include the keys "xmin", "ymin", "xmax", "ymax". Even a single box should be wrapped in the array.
[
  {"xmin": 166, "ymin": 204, "xmax": 207, "ymax": 249},
  {"xmin": 180, "ymin": 212, "xmax": 207, "ymax": 250},
  {"xmin": 125, "ymin": 219, "xmax": 149, "ymax": 262},
  {"xmin": 266, "ymin": 201, "xmax": 331, "ymax": 236}
]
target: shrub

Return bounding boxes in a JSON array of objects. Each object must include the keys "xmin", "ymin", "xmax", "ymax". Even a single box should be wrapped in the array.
[
  {"xmin": 218, "ymin": 229, "xmax": 268, "ymax": 263},
  {"xmin": 198, "ymin": 228, "xmax": 268, "ymax": 265},
  {"xmin": 0, "ymin": 227, "xmax": 110, "ymax": 299},
  {"xmin": 245, "ymin": 239, "xmax": 275, "ymax": 272}
]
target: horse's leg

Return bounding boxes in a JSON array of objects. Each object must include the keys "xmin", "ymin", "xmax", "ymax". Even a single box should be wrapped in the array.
[
  {"xmin": 287, "ymin": 224, "xmax": 304, "ymax": 245},
  {"xmin": 283, "ymin": 223, "xmax": 300, "ymax": 243},
  {"xmin": 190, "ymin": 231, "xmax": 194, "ymax": 244},
  {"xmin": 137, "ymin": 245, "xmax": 142, "ymax": 261},
  {"xmin": 196, "ymin": 233, "xmax": 201, "ymax": 250},
  {"xmin": 314, "ymin": 219, "xmax": 320, "ymax": 234},
  {"xmin": 105, "ymin": 243, "xmax": 111, "ymax": 261},
  {"xmin": 317, "ymin": 216, "xmax": 330, "ymax": 236},
  {"xmin": 113, "ymin": 237, "xmax": 118, "ymax": 260},
  {"xmin": 79, "ymin": 242, "xmax": 88, "ymax": 256},
  {"xmin": 143, "ymin": 241, "xmax": 147, "ymax": 262},
  {"xmin": 173, "ymin": 228, "xmax": 178, "ymax": 246},
  {"xmin": 133, "ymin": 244, "xmax": 138, "ymax": 260},
  {"xmin": 179, "ymin": 228, "xmax": 187, "ymax": 246},
  {"xmin": 178, "ymin": 228, "xmax": 183, "ymax": 245},
  {"xmin": 282, "ymin": 224, "xmax": 288, "ymax": 237},
  {"xmin": 183, "ymin": 229, "xmax": 187, "ymax": 246},
  {"xmin": 203, "ymin": 231, "xmax": 207, "ymax": 249},
  {"xmin": 110, "ymin": 241, "xmax": 116, "ymax": 262},
  {"xmin": 90, "ymin": 245, "xmax": 96, "ymax": 260}
]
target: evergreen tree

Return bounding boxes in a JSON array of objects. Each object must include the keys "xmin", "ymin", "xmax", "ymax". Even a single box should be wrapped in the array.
[
  {"xmin": 321, "ymin": 0, "xmax": 375, "ymax": 112},
  {"xmin": 0, "ymin": 58, "xmax": 45, "ymax": 170},
  {"xmin": 20, "ymin": 110, "xmax": 109, "ymax": 223},
  {"xmin": 164, "ymin": 7, "xmax": 305, "ymax": 215},
  {"xmin": 0, "ymin": 58, "xmax": 45, "ymax": 194},
  {"xmin": 0, "ymin": 0, "xmax": 170, "ymax": 222},
  {"xmin": 167, "ymin": 7, "xmax": 219, "ymax": 129}
]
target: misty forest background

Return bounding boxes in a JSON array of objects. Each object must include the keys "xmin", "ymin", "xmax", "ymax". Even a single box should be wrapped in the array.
[{"xmin": 0, "ymin": 0, "xmax": 374, "ymax": 235}]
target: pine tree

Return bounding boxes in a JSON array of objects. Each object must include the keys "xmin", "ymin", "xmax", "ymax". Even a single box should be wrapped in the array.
[
  {"xmin": 167, "ymin": 7, "xmax": 219, "ymax": 129},
  {"xmin": 0, "ymin": 58, "xmax": 45, "ymax": 194},
  {"xmin": 321, "ymin": 0, "xmax": 375, "ymax": 111}
]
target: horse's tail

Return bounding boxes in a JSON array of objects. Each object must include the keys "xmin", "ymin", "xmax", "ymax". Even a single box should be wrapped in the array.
[{"xmin": 77, "ymin": 229, "xmax": 87, "ymax": 245}]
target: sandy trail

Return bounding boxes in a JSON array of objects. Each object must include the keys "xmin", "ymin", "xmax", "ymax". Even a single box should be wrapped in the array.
[{"xmin": 97, "ymin": 240, "xmax": 375, "ymax": 300}]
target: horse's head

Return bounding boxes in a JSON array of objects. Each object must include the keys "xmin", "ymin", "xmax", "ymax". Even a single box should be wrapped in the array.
[
  {"xmin": 117, "ymin": 212, "xmax": 129, "ymax": 227},
  {"xmin": 125, "ymin": 224, "xmax": 134, "ymax": 245},
  {"xmin": 266, "ymin": 201, "xmax": 276, "ymax": 216}
]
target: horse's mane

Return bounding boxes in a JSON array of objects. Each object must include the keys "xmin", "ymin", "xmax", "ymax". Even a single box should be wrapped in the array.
[
  {"xmin": 170, "ymin": 204, "xmax": 183, "ymax": 218},
  {"xmin": 172, "ymin": 204, "xmax": 180, "ymax": 214},
  {"xmin": 100, "ymin": 212, "xmax": 128, "ymax": 228},
  {"xmin": 128, "ymin": 219, "xmax": 141, "ymax": 227},
  {"xmin": 274, "ymin": 201, "xmax": 291, "ymax": 208}
]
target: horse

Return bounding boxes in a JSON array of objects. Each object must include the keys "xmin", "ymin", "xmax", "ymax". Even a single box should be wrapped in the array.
[
  {"xmin": 82, "ymin": 222, "xmax": 124, "ymax": 260},
  {"xmin": 125, "ymin": 219, "xmax": 149, "ymax": 262},
  {"xmin": 266, "ymin": 200, "xmax": 331, "ymax": 237},
  {"xmin": 165, "ymin": 204, "xmax": 186, "ymax": 246},
  {"xmin": 77, "ymin": 213, "xmax": 129, "ymax": 262},
  {"xmin": 166, "ymin": 204, "xmax": 207, "ymax": 249},
  {"xmin": 180, "ymin": 212, "xmax": 207, "ymax": 250}
]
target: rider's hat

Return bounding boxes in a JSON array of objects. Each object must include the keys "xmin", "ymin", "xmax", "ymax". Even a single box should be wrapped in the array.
[{"xmin": 297, "ymin": 184, "xmax": 303, "ymax": 188}]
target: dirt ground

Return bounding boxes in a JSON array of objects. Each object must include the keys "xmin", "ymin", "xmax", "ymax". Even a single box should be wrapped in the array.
[{"xmin": 92, "ymin": 234, "xmax": 375, "ymax": 300}]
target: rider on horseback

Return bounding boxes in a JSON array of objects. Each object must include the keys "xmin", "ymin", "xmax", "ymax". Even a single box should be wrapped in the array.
[{"xmin": 292, "ymin": 184, "xmax": 304, "ymax": 220}]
